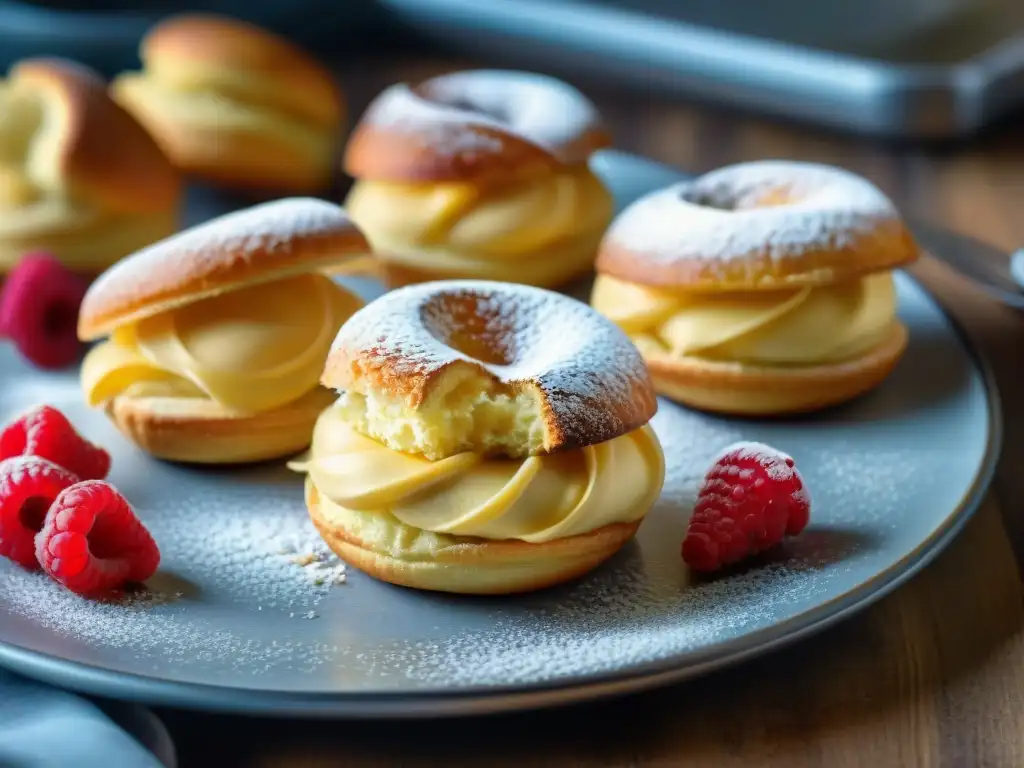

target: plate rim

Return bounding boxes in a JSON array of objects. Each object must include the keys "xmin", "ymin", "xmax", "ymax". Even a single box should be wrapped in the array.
[{"xmin": 0, "ymin": 268, "xmax": 1001, "ymax": 718}]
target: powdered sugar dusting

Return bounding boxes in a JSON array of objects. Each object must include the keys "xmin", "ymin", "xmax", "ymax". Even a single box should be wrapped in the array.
[
  {"xmin": 345, "ymin": 403, "xmax": 941, "ymax": 688},
  {"xmin": 329, "ymin": 279, "xmax": 654, "ymax": 445},
  {"xmin": 0, "ymin": 454, "xmax": 77, "ymax": 486},
  {"xmin": 0, "ymin": 389, "xmax": 984, "ymax": 690},
  {"xmin": 363, "ymin": 70, "xmax": 603, "ymax": 164},
  {"xmin": 362, "ymin": 83, "xmax": 507, "ymax": 158},
  {"xmin": 81, "ymin": 197, "xmax": 361, "ymax": 332},
  {"xmin": 606, "ymin": 160, "xmax": 903, "ymax": 270},
  {"xmin": 0, "ymin": 264, "xmax": 992, "ymax": 694},
  {"xmin": 0, "ymin": 453, "xmax": 349, "ymax": 675},
  {"xmin": 715, "ymin": 440, "xmax": 797, "ymax": 482}
]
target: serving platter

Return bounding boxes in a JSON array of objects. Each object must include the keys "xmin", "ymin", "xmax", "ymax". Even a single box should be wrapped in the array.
[{"xmin": 0, "ymin": 151, "xmax": 1000, "ymax": 717}]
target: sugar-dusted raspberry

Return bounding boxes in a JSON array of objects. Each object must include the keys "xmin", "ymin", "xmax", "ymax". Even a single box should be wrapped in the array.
[
  {"xmin": 682, "ymin": 441, "xmax": 811, "ymax": 572},
  {"xmin": 0, "ymin": 405, "xmax": 110, "ymax": 480},
  {"xmin": 35, "ymin": 480, "xmax": 159, "ymax": 596},
  {"xmin": 0, "ymin": 456, "xmax": 80, "ymax": 569},
  {"xmin": 0, "ymin": 252, "xmax": 88, "ymax": 369}
]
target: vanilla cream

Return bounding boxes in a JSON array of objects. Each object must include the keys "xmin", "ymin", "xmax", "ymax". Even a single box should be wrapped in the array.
[
  {"xmin": 81, "ymin": 273, "xmax": 360, "ymax": 412},
  {"xmin": 291, "ymin": 405, "xmax": 665, "ymax": 544},
  {"xmin": 345, "ymin": 165, "xmax": 613, "ymax": 284},
  {"xmin": 591, "ymin": 271, "xmax": 898, "ymax": 365},
  {"xmin": 114, "ymin": 73, "xmax": 332, "ymax": 165}
]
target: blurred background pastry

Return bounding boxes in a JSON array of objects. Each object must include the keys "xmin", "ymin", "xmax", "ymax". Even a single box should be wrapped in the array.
[
  {"xmin": 590, "ymin": 161, "xmax": 920, "ymax": 415},
  {"xmin": 112, "ymin": 13, "xmax": 344, "ymax": 195},
  {"xmin": 78, "ymin": 198, "xmax": 368, "ymax": 464},
  {"xmin": 344, "ymin": 70, "xmax": 614, "ymax": 288},
  {"xmin": 0, "ymin": 57, "xmax": 180, "ymax": 274},
  {"xmin": 291, "ymin": 280, "xmax": 664, "ymax": 594}
]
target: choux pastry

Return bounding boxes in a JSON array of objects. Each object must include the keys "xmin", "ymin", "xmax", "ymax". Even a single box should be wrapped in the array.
[
  {"xmin": 344, "ymin": 70, "xmax": 614, "ymax": 288},
  {"xmin": 112, "ymin": 14, "xmax": 344, "ymax": 193},
  {"xmin": 291, "ymin": 280, "xmax": 665, "ymax": 594},
  {"xmin": 78, "ymin": 198, "xmax": 369, "ymax": 463},
  {"xmin": 591, "ymin": 160, "xmax": 920, "ymax": 415},
  {"xmin": 0, "ymin": 58, "xmax": 180, "ymax": 273}
]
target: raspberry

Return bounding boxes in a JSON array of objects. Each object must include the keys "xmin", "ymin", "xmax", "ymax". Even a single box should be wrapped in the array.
[
  {"xmin": 0, "ymin": 457, "xmax": 80, "ymax": 569},
  {"xmin": 0, "ymin": 405, "xmax": 111, "ymax": 480},
  {"xmin": 682, "ymin": 441, "xmax": 810, "ymax": 572},
  {"xmin": 0, "ymin": 252, "xmax": 88, "ymax": 369},
  {"xmin": 35, "ymin": 480, "xmax": 160, "ymax": 596}
]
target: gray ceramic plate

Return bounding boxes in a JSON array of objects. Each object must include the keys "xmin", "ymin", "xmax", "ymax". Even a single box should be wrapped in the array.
[{"xmin": 0, "ymin": 152, "xmax": 1001, "ymax": 717}]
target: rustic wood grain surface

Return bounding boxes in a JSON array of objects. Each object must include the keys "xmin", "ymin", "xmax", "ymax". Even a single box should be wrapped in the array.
[{"xmin": 159, "ymin": 58, "xmax": 1024, "ymax": 767}]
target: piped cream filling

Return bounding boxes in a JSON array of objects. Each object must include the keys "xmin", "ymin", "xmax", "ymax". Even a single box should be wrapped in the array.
[
  {"xmin": 81, "ymin": 274, "xmax": 360, "ymax": 413},
  {"xmin": 290, "ymin": 404, "xmax": 665, "ymax": 544},
  {"xmin": 590, "ymin": 271, "xmax": 899, "ymax": 366},
  {"xmin": 113, "ymin": 73, "xmax": 332, "ymax": 158},
  {"xmin": 345, "ymin": 165, "xmax": 613, "ymax": 284}
]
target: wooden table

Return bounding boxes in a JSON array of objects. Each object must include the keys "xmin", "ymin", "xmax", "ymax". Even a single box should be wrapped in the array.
[{"xmin": 159, "ymin": 59, "xmax": 1024, "ymax": 767}]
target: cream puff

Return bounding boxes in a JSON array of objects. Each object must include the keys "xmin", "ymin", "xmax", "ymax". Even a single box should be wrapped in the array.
[
  {"xmin": 112, "ymin": 14, "xmax": 344, "ymax": 194},
  {"xmin": 590, "ymin": 161, "xmax": 920, "ymax": 415},
  {"xmin": 0, "ymin": 58, "xmax": 181, "ymax": 273},
  {"xmin": 78, "ymin": 198, "xmax": 369, "ymax": 463},
  {"xmin": 290, "ymin": 280, "xmax": 665, "ymax": 594},
  {"xmin": 343, "ymin": 70, "xmax": 614, "ymax": 288}
]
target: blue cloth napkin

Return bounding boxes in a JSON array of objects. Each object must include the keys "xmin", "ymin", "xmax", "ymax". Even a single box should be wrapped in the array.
[{"xmin": 0, "ymin": 670, "xmax": 175, "ymax": 768}]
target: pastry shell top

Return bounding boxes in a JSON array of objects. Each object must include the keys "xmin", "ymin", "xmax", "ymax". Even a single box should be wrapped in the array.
[
  {"xmin": 596, "ymin": 160, "xmax": 919, "ymax": 292},
  {"xmin": 78, "ymin": 198, "xmax": 368, "ymax": 340}
]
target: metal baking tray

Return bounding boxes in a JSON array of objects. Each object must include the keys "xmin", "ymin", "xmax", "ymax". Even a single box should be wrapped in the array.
[{"xmin": 376, "ymin": 0, "xmax": 1024, "ymax": 139}]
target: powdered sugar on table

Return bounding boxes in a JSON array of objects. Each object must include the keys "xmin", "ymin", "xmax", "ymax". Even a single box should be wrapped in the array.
[
  {"xmin": 0, "ymin": 265, "xmax": 993, "ymax": 700},
  {"xmin": 0, "ymin": 387, "xmax": 924, "ymax": 686}
]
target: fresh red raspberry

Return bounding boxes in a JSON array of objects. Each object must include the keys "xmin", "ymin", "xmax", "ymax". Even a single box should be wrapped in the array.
[
  {"xmin": 0, "ymin": 405, "xmax": 111, "ymax": 481},
  {"xmin": 35, "ymin": 480, "xmax": 160, "ymax": 596},
  {"xmin": 0, "ymin": 456, "xmax": 80, "ymax": 569},
  {"xmin": 682, "ymin": 441, "xmax": 810, "ymax": 572},
  {"xmin": 0, "ymin": 252, "xmax": 88, "ymax": 369}
]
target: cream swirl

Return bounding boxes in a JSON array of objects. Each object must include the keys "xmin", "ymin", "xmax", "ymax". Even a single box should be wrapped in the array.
[
  {"xmin": 291, "ymin": 405, "xmax": 665, "ymax": 544},
  {"xmin": 345, "ymin": 165, "xmax": 612, "ymax": 286},
  {"xmin": 591, "ymin": 271, "xmax": 898, "ymax": 365},
  {"xmin": 81, "ymin": 273, "xmax": 360, "ymax": 412}
]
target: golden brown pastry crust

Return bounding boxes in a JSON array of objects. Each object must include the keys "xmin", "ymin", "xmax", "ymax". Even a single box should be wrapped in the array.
[
  {"xmin": 644, "ymin": 322, "xmax": 909, "ymax": 415},
  {"xmin": 321, "ymin": 280, "xmax": 659, "ymax": 455},
  {"xmin": 112, "ymin": 14, "xmax": 343, "ymax": 192},
  {"xmin": 6, "ymin": 58, "xmax": 181, "ymax": 215},
  {"xmin": 139, "ymin": 13, "xmax": 342, "ymax": 129},
  {"xmin": 343, "ymin": 70, "xmax": 610, "ymax": 185},
  {"xmin": 596, "ymin": 161, "xmax": 919, "ymax": 292},
  {"xmin": 77, "ymin": 198, "xmax": 369, "ymax": 341},
  {"xmin": 306, "ymin": 481, "xmax": 640, "ymax": 594},
  {"xmin": 106, "ymin": 387, "xmax": 336, "ymax": 464}
]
